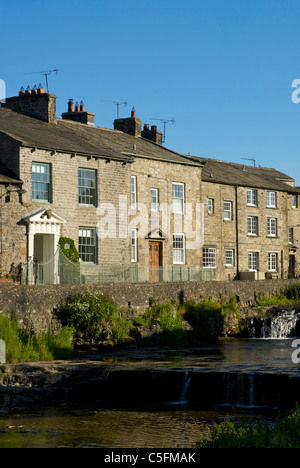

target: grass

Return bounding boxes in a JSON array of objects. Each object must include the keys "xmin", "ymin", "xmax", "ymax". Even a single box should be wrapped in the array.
[
  {"xmin": 196, "ymin": 405, "xmax": 300, "ymax": 448},
  {"xmin": 0, "ymin": 315, "xmax": 75, "ymax": 363}
]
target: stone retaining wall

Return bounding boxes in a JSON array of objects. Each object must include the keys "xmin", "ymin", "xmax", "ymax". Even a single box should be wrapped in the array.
[{"xmin": 0, "ymin": 279, "xmax": 299, "ymax": 333}]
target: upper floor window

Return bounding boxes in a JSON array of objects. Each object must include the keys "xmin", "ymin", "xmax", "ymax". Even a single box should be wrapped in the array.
[
  {"xmin": 267, "ymin": 217, "xmax": 277, "ymax": 237},
  {"xmin": 172, "ymin": 182, "xmax": 184, "ymax": 214},
  {"xmin": 289, "ymin": 227, "xmax": 294, "ymax": 244},
  {"xmin": 247, "ymin": 189, "xmax": 257, "ymax": 206},
  {"xmin": 78, "ymin": 227, "xmax": 97, "ymax": 264},
  {"xmin": 151, "ymin": 188, "xmax": 159, "ymax": 212},
  {"xmin": 131, "ymin": 176, "xmax": 137, "ymax": 209},
  {"xmin": 224, "ymin": 201, "xmax": 233, "ymax": 220},
  {"xmin": 248, "ymin": 216, "xmax": 258, "ymax": 236},
  {"xmin": 292, "ymin": 194, "xmax": 298, "ymax": 208},
  {"xmin": 78, "ymin": 168, "xmax": 97, "ymax": 206},
  {"xmin": 32, "ymin": 162, "xmax": 51, "ymax": 202},
  {"xmin": 208, "ymin": 198, "xmax": 214, "ymax": 214},
  {"xmin": 267, "ymin": 191, "xmax": 276, "ymax": 208}
]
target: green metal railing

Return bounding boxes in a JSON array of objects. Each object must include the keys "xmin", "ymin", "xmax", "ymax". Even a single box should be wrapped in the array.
[
  {"xmin": 82, "ymin": 265, "xmax": 213, "ymax": 284},
  {"xmin": 21, "ymin": 250, "xmax": 213, "ymax": 285}
]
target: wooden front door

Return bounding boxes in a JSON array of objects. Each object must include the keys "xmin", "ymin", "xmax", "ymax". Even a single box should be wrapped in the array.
[{"xmin": 149, "ymin": 241, "xmax": 161, "ymax": 282}]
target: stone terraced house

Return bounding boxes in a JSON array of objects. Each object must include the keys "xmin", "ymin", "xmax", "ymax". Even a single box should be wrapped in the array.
[
  {"xmin": 0, "ymin": 87, "xmax": 299, "ymax": 284},
  {"xmin": 0, "ymin": 87, "xmax": 204, "ymax": 284},
  {"xmin": 186, "ymin": 156, "xmax": 300, "ymax": 280}
]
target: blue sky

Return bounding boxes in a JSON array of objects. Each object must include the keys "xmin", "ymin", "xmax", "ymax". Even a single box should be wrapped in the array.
[{"xmin": 2, "ymin": 0, "xmax": 300, "ymax": 183}]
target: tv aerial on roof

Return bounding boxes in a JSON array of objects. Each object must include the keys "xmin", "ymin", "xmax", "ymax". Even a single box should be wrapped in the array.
[
  {"xmin": 150, "ymin": 117, "xmax": 175, "ymax": 144},
  {"xmin": 241, "ymin": 157, "xmax": 256, "ymax": 167},
  {"xmin": 24, "ymin": 67, "xmax": 59, "ymax": 93},
  {"xmin": 103, "ymin": 100, "xmax": 128, "ymax": 119}
]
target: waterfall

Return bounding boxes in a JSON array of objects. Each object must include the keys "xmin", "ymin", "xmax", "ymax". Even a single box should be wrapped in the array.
[
  {"xmin": 179, "ymin": 371, "xmax": 192, "ymax": 404},
  {"xmin": 251, "ymin": 309, "xmax": 300, "ymax": 339}
]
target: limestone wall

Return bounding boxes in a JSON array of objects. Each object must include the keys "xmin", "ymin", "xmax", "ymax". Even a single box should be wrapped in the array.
[{"xmin": 0, "ymin": 279, "xmax": 299, "ymax": 333}]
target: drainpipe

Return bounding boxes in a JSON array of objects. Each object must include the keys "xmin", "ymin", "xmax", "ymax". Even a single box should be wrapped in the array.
[{"xmin": 235, "ymin": 186, "xmax": 239, "ymax": 279}]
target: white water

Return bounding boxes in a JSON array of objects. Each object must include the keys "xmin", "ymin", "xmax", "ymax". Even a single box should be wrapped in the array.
[
  {"xmin": 250, "ymin": 309, "xmax": 300, "ymax": 339},
  {"xmin": 179, "ymin": 371, "xmax": 192, "ymax": 403}
]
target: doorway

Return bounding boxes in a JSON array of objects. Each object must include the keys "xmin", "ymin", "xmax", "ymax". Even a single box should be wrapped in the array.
[
  {"xmin": 34, "ymin": 234, "xmax": 55, "ymax": 284},
  {"xmin": 149, "ymin": 241, "xmax": 162, "ymax": 282},
  {"xmin": 289, "ymin": 254, "xmax": 296, "ymax": 278}
]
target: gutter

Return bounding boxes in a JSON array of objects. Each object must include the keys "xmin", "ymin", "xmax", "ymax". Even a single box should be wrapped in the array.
[{"xmin": 20, "ymin": 144, "xmax": 134, "ymax": 163}]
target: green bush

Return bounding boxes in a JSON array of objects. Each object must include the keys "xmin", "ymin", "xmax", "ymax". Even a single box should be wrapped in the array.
[
  {"xmin": 0, "ymin": 315, "xmax": 75, "ymax": 363},
  {"xmin": 59, "ymin": 292, "xmax": 132, "ymax": 346},
  {"xmin": 197, "ymin": 405, "xmax": 300, "ymax": 448}
]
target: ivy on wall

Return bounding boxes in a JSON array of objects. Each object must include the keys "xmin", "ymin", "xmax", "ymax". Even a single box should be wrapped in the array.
[{"xmin": 59, "ymin": 237, "xmax": 80, "ymax": 263}]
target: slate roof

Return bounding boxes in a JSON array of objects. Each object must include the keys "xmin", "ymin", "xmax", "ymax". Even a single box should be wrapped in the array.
[
  {"xmin": 0, "ymin": 108, "xmax": 202, "ymax": 167},
  {"xmin": 184, "ymin": 155, "xmax": 300, "ymax": 193}
]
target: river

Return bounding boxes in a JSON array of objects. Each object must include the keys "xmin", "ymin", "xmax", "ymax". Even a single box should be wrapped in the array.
[{"xmin": 0, "ymin": 337, "xmax": 299, "ymax": 448}]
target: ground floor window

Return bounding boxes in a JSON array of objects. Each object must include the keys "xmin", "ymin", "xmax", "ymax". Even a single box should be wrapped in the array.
[
  {"xmin": 225, "ymin": 249, "xmax": 234, "ymax": 267},
  {"xmin": 131, "ymin": 229, "xmax": 138, "ymax": 262},
  {"xmin": 268, "ymin": 252, "xmax": 278, "ymax": 272},
  {"xmin": 248, "ymin": 252, "xmax": 259, "ymax": 271},
  {"xmin": 203, "ymin": 247, "xmax": 216, "ymax": 268},
  {"xmin": 78, "ymin": 227, "xmax": 97, "ymax": 263},
  {"xmin": 173, "ymin": 234, "xmax": 185, "ymax": 264}
]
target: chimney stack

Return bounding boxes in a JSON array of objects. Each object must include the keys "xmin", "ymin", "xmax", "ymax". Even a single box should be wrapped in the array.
[
  {"xmin": 3, "ymin": 87, "xmax": 56, "ymax": 123},
  {"xmin": 114, "ymin": 107, "xmax": 141, "ymax": 137},
  {"xmin": 141, "ymin": 123, "xmax": 163, "ymax": 145},
  {"xmin": 62, "ymin": 98, "xmax": 95, "ymax": 125}
]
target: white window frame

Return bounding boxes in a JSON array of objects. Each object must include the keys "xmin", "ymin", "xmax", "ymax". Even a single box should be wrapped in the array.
[
  {"xmin": 173, "ymin": 233, "xmax": 185, "ymax": 264},
  {"xmin": 203, "ymin": 247, "xmax": 217, "ymax": 268},
  {"xmin": 131, "ymin": 176, "xmax": 137, "ymax": 210},
  {"xmin": 151, "ymin": 188, "xmax": 159, "ymax": 212},
  {"xmin": 268, "ymin": 252, "xmax": 278, "ymax": 272},
  {"xmin": 267, "ymin": 217, "xmax": 277, "ymax": 237},
  {"xmin": 225, "ymin": 249, "xmax": 234, "ymax": 267},
  {"xmin": 32, "ymin": 162, "xmax": 51, "ymax": 202},
  {"xmin": 248, "ymin": 252, "xmax": 259, "ymax": 271},
  {"xmin": 208, "ymin": 198, "xmax": 214, "ymax": 214},
  {"xmin": 131, "ymin": 228, "xmax": 138, "ymax": 262},
  {"xmin": 247, "ymin": 189, "xmax": 257, "ymax": 206},
  {"xmin": 172, "ymin": 182, "xmax": 184, "ymax": 214},
  {"xmin": 78, "ymin": 227, "xmax": 97, "ymax": 264},
  {"xmin": 248, "ymin": 216, "xmax": 258, "ymax": 236},
  {"xmin": 267, "ymin": 191, "xmax": 276, "ymax": 208},
  {"xmin": 224, "ymin": 201, "xmax": 233, "ymax": 220}
]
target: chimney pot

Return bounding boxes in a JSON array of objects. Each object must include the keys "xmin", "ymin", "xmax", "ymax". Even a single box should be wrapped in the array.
[
  {"xmin": 131, "ymin": 107, "xmax": 136, "ymax": 118},
  {"xmin": 75, "ymin": 101, "xmax": 79, "ymax": 112},
  {"xmin": 68, "ymin": 99, "xmax": 74, "ymax": 113},
  {"xmin": 151, "ymin": 125, "xmax": 157, "ymax": 131},
  {"xmin": 80, "ymin": 100, "xmax": 85, "ymax": 112},
  {"xmin": 144, "ymin": 124, "xmax": 149, "ymax": 130},
  {"xmin": 25, "ymin": 86, "xmax": 31, "ymax": 94}
]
